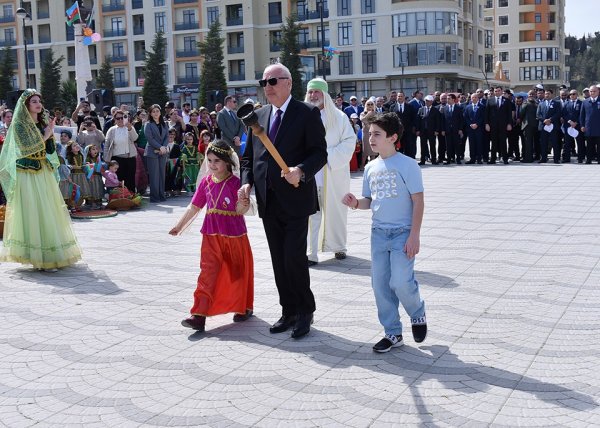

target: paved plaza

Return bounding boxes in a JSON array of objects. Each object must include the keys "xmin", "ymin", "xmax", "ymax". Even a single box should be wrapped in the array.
[{"xmin": 1, "ymin": 162, "xmax": 599, "ymax": 427}]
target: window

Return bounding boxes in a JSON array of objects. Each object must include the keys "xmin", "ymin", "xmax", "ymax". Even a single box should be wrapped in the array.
[
  {"xmin": 297, "ymin": 27, "xmax": 309, "ymax": 46},
  {"xmin": 185, "ymin": 63, "xmax": 198, "ymax": 78},
  {"xmin": 362, "ymin": 49, "xmax": 376, "ymax": 73},
  {"xmin": 338, "ymin": 51, "xmax": 353, "ymax": 75},
  {"xmin": 183, "ymin": 36, "xmax": 195, "ymax": 51},
  {"xmin": 535, "ymin": 0, "xmax": 541, "ymax": 3},
  {"xmin": 392, "ymin": 12, "xmax": 457, "ymax": 38},
  {"xmin": 535, "ymin": 31, "xmax": 541, "ymax": 41},
  {"xmin": 207, "ymin": 7, "xmax": 219, "ymax": 26},
  {"xmin": 547, "ymin": 30, "xmax": 555, "ymax": 40},
  {"xmin": 535, "ymin": 13, "xmax": 541, "ymax": 23},
  {"xmin": 154, "ymin": 0, "xmax": 165, "ymax": 6},
  {"xmin": 111, "ymin": 17, "xmax": 123, "ymax": 31},
  {"xmin": 361, "ymin": 0, "xmax": 375, "ymax": 14},
  {"xmin": 485, "ymin": 0, "xmax": 493, "ymax": 7},
  {"xmin": 114, "ymin": 67, "xmax": 126, "ymax": 83},
  {"xmin": 155, "ymin": 12, "xmax": 166, "ymax": 32},
  {"xmin": 499, "ymin": 33, "xmax": 508, "ymax": 44},
  {"xmin": 499, "ymin": 15, "xmax": 508, "ymax": 25},
  {"xmin": 338, "ymin": 22, "xmax": 352, "ymax": 46},
  {"xmin": 2, "ymin": 4, "xmax": 12, "ymax": 17},
  {"xmin": 296, "ymin": 0, "xmax": 307, "ymax": 16},
  {"xmin": 499, "ymin": 52, "xmax": 509, "ymax": 62},
  {"xmin": 268, "ymin": 2, "xmax": 282, "ymax": 24},
  {"xmin": 548, "ymin": 13, "xmax": 555, "ymax": 23},
  {"xmin": 498, "ymin": 0, "xmax": 508, "ymax": 6},
  {"xmin": 338, "ymin": 0, "xmax": 351, "ymax": 16},
  {"xmin": 112, "ymin": 42, "xmax": 124, "ymax": 58},
  {"xmin": 4, "ymin": 28, "xmax": 14, "ymax": 42},
  {"xmin": 361, "ymin": 20, "xmax": 376, "ymax": 44},
  {"xmin": 485, "ymin": 30, "xmax": 493, "ymax": 48},
  {"xmin": 478, "ymin": 30, "xmax": 483, "ymax": 44},
  {"xmin": 393, "ymin": 43, "xmax": 458, "ymax": 67},
  {"xmin": 183, "ymin": 10, "xmax": 196, "ymax": 24}
]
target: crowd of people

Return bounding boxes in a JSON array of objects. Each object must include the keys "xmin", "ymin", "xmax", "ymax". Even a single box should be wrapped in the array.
[{"xmin": 338, "ymin": 84, "xmax": 600, "ymax": 166}]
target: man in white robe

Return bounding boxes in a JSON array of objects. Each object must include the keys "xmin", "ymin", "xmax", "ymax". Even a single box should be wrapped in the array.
[{"xmin": 305, "ymin": 78, "xmax": 357, "ymax": 265}]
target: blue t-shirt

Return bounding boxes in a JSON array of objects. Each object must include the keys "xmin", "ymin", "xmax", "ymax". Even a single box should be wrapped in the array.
[{"xmin": 362, "ymin": 153, "xmax": 424, "ymax": 228}]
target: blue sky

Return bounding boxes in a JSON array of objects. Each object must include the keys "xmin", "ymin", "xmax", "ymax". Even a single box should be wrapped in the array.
[{"xmin": 565, "ymin": 0, "xmax": 599, "ymax": 38}]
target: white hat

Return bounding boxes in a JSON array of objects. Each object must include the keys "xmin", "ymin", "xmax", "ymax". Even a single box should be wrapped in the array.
[
  {"xmin": 484, "ymin": 89, "xmax": 490, "ymax": 95},
  {"xmin": 583, "ymin": 87, "xmax": 590, "ymax": 92},
  {"xmin": 424, "ymin": 95, "xmax": 434, "ymax": 102},
  {"xmin": 349, "ymin": 95, "xmax": 357, "ymax": 100},
  {"xmin": 535, "ymin": 84, "xmax": 544, "ymax": 90},
  {"xmin": 350, "ymin": 113, "xmax": 359, "ymax": 119}
]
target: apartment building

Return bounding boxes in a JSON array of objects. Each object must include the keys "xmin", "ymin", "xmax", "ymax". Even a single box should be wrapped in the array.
[
  {"xmin": 2, "ymin": 0, "xmax": 503, "ymax": 108},
  {"xmin": 484, "ymin": 0, "xmax": 569, "ymax": 92}
]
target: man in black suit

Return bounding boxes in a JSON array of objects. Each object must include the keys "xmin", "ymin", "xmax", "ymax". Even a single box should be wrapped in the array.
[
  {"xmin": 240, "ymin": 63, "xmax": 327, "ymax": 339},
  {"xmin": 441, "ymin": 94, "xmax": 464, "ymax": 164},
  {"xmin": 416, "ymin": 95, "xmax": 442, "ymax": 165},
  {"xmin": 485, "ymin": 86, "xmax": 513, "ymax": 164},
  {"xmin": 389, "ymin": 91, "xmax": 417, "ymax": 158}
]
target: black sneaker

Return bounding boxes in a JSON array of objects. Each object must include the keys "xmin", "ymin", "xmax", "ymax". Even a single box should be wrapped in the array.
[
  {"xmin": 372, "ymin": 334, "xmax": 404, "ymax": 353},
  {"xmin": 411, "ymin": 314, "xmax": 427, "ymax": 343}
]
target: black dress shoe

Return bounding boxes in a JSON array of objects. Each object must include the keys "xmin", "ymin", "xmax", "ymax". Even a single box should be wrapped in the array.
[
  {"xmin": 291, "ymin": 313, "xmax": 313, "ymax": 339},
  {"xmin": 307, "ymin": 260, "xmax": 318, "ymax": 267},
  {"xmin": 418, "ymin": 161, "xmax": 426, "ymax": 165},
  {"xmin": 269, "ymin": 315, "xmax": 297, "ymax": 333},
  {"xmin": 477, "ymin": 160, "xmax": 483, "ymax": 164},
  {"xmin": 466, "ymin": 160, "xmax": 476, "ymax": 164},
  {"xmin": 334, "ymin": 252, "xmax": 346, "ymax": 260},
  {"xmin": 233, "ymin": 309, "xmax": 253, "ymax": 322},
  {"xmin": 431, "ymin": 161, "xmax": 439, "ymax": 165}
]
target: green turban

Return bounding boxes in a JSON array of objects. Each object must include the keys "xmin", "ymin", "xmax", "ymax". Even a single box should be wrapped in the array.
[{"xmin": 307, "ymin": 78, "xmax": 328, "ymax": 93}]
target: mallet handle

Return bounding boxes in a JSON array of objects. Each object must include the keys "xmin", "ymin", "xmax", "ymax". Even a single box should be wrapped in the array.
[{"xmin": 250, "ymin": 124, "xmax": 299, "ymax": 188}]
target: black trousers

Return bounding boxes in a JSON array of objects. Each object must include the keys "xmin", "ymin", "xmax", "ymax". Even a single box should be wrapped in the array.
[
  {"xmin": 112, "ymin": 155, "xmax": 137, "ymax": 193},
  {"xmin": 420, "ymin": 131, "xmax": 437, "ymax": 162},
  {"xmin": 490, "ymin": 129, "xmax": 508, "ymax": 161},
  {"xmin": 445, "ymin": 130, "xmax": 461, "ymax": 161},
  {"xmin": 586, "ymin": 136, "xmax": 600, "ymax": 162},
  {"xmin": 262, "ymin": 190, "xmax": 315, "ymax": 316}
]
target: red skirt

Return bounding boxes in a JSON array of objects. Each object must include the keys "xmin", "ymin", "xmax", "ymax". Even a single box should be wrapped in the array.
[{"xmin": 191, "ymin": 233, "xmax": 254, "ymax": 317}]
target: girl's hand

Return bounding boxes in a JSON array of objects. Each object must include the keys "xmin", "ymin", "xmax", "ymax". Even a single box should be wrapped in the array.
[
  {"xmin": 44, "ymin": 117, "xmax": 56, "ymax": 140},
  {"xmin": 168, "ymin": 227, "xmax": 180, "ymax": 236},
  {"xmin": 341, "ymin": 193, "xmax": 357, "ymax": 208}
]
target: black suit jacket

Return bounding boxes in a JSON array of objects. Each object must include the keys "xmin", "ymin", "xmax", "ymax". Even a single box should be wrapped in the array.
[
  {"xmin": 485, "ymin": 96, "xmax": 513, "ymax": 131},
  {"xmin": 241, "ymin": 98, "xmax": 327, "ymax": 218}
]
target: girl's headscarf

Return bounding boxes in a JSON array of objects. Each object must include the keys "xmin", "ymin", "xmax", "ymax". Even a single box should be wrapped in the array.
[{"xmin": 0, "ymin": 89, "xmax": 58, "ymax": 202}]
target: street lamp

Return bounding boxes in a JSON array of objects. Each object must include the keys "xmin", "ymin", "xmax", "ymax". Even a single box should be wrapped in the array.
[
  {"xmin": 318, "ymin": 0, "xmax": 326, "ymax": 80},
  {"xmin": 15, "ymin": 7, "xmax": 31, "ymax": 89}
]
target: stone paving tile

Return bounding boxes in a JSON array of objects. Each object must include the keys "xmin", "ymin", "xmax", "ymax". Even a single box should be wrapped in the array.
[{"xmin": 1, "ymin": 164, "xmax": 600, "ymax": 426}]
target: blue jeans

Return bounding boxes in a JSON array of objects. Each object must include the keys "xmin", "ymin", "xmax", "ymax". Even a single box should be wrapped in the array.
[{"xmin": 371, "ymin": 227, "xmax": 425, "ymax": 336}]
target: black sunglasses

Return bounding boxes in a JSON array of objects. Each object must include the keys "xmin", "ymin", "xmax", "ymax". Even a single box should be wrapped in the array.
[
  {"xmin": 258, "ymin": 77, "xmax": 289, "ymax": 87},
  {"xmin": 114, "ymin": 116, "xmax": 124, "ymax": 120}
]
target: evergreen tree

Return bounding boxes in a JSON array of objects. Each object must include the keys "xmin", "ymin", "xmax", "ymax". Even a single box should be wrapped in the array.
[
  {"xmin": 141, "ymin": 31, "xmax": 169, "ymax": 109},
  {"xmin": 96, "ymin": 58, "xmax": 115, "ymax": 92},
  {"xmin": 0, "ymin": 46, "xmax": 15, "ymax": 102},
  {"xmin": 580, "ymin": 35, "xmax": 587, "ymax": 54},
  {"xmin": 279, "ymin": 16, "xmax": 303, "ymax": 100},
  {"xmin": 197, "ymin": 19, "xmax": 226, "ymax": 107},
  {"xmin": 60, "ymin": 80, "xmax": 77, "ymax": 115},
  {"xmin": 40, "ymin": 48, "xmax": 64, "ymax": 110}
]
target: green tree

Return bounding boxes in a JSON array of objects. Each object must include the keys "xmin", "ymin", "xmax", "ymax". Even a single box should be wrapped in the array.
[
  {"xmin": 60, "ymin": 80, "xmax": 77, "ymax": 115},
  {"xmin": 279, "ymin": 16, "xmax": 303, "ymax": 100},
  {"xmin": 141, "ymin": 31, "xmax": 169, "ymax": 109},
  {"xmin": 39, "ymin": 48, "xmax": 64, "ymax": 111},
  {"xmin": 96, "ymin": 58, "xmax": 115, "ymax": 92},
  {"xmin": 197, "ymin": 19, "xmax": 226, "ymax": 107},
  {"xmin": 0, "ymin": 46, "xmax": 16, "ymax": 102}
]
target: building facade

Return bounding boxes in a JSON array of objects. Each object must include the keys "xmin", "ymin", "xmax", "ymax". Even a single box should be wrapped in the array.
[
  {"xmin": 484, "ymin": 0, "xmax": 569, "ymax": 92},
  {"xmin": 2, "ymin": 0, "xmax": 568, "ymax": 109}
]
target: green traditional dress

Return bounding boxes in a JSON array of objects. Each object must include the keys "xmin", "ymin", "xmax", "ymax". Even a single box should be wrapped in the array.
[
  {"xmin": 180, "ymin": 144, "xmax": 202, "ymax": 193},
  {"xmin": 0, "ymin": 89, "xmax": 82, "ymax": 269}
]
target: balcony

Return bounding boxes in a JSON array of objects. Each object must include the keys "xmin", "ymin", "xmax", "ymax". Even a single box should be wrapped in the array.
[
  {"xmin": 177, "ymin": 75, "xmax": 198, "ymax": 84},
  {"xmin": 132, "ymin": 0, "xmax": 143, "ymax": 8},
  {"xmin": 0, "ymin": 39, "xmax": 15, "ymax": 47},
  {"xmin": 114, "ymin": 80, "xmax": 129, "ymax": 88},
  {"xmin": 299, "ymin": 39, "xmax": 330, "ymax": 50},
  {"xmin": 0, "ymin": 15, "xmax": 14, "ymax": 23},
  {"xmin": 229, "ymin": 73, "xmax": 245, "ymax": 81},
  {"xmin": 104, "ymin": 29, "xmax": 126, "ymax": 38},
  {"xmin": 37, "ymin": 11, "xmax": 50, "ymax": 19},
  {"xmin": 134, "ymin": 51, "xmax": 146, "ymax": 61},
  {"xmin": 296, "ymin": 9, "xmax": 329, "ymax": 21},
  {"xmin": 174, "ymin": 0, "xmax": 195, "ymax": 3},
  {"xmin": 39, "ymin": 35, "xmax": 51, "ymax": 43},
  {"xmin": 227, "ymin": 45, "xmax": 244, "ymax": 54},
  {"xmin": 226, "ymin": 17, "xmax": 243, "ymax": 26},
  {"xmin": 133, "ymin": 25, "xmax": 144, "ymax": 35},
  {"xmin": 102, "ymin": 1, "xmax": 125, "ymax": 12},
  {"xmin": 106, "ymin": 55, "xmax": 128, "ymax": 63},
  {"xmin": 176, "ymin": 49, "xmax": 198, "ymax": 58},
  {"xmin": 175, "ymin": 21, "xmax": 199, "ymax": 31},
  {"xmin": 270, "ymin": 43, "xmax": 281, "ymax": 52}
]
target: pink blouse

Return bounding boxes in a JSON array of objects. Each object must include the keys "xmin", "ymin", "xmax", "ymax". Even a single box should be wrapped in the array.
[{"xmin": 192, "ymin": 174, "xmax": 247, "ymax": 237}]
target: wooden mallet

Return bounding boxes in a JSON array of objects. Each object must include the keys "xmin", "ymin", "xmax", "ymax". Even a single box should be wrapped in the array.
[{"xmin": 237, "ymin": 103, "xmax": 298, "ymax": 187}]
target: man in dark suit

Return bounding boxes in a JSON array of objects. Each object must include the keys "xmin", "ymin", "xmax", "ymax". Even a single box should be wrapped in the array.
[
  {"xmin": 217, "ymin": 95, "xmax": 245, "ymax": 156},
  {"xmin": 383, "ymin": 91, "xmax": 398, "ymax": 112},
  {"xmin": 580, "ymin": 85, "xmax": 600, "ymax": 164},
  {"xmin": 464, "ymin": 93, "xmax": 485, "ymax": 164},
  {"xmin": 416, "ymin": 95, "xmax": 442, "ymax": 165},
  {"xmin": 519, "ymin": 94, "xmax": 539, "ymax": 163},
  {"xmin": 538, "ymin": 89, "xmax": 562, "ymax": 163},
  {"xmin": 485, "ymin": 86, "xmax": 513, "ymax": 164},
  {"xmin": 441, "ymin": 94, "xmax": 464, "ymax": 164},
  {"xmin": 343, "ymin": 96, "xmax": 364, "ymax": 127},
  {"xmin": 389, "ymin": 91, "xmax": 417, "ymax": 158},
  {"xmin": 240, "ymin": 63, "xmax": 327, "ymax": 339},
  {"xmin": 562, "ymin": 90, "xmax": 584, "ymax": 163}
]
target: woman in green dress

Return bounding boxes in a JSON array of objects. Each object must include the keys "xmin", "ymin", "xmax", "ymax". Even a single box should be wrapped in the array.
[
  {"xmin": 180, "ymin": 131, "xmax": 203, "ymax": 193},
  {"xmin": 0, "ymin": 89, "xmax": 82, "ymax": 270}
]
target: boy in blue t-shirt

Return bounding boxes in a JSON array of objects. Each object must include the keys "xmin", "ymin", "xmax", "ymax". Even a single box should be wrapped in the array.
[{"xmin": 342, "ymin": 113, "xmax": 427, "ymax": 353}]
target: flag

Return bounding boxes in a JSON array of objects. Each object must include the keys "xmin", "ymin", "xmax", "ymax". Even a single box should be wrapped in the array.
[{"xmin": 66, "ymin": 2, "xmax": 80, "ymax": 26}]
